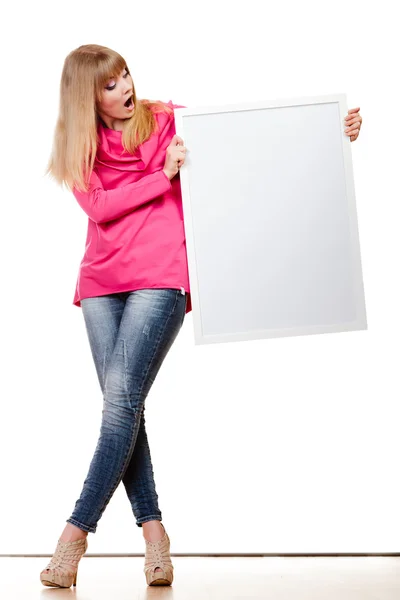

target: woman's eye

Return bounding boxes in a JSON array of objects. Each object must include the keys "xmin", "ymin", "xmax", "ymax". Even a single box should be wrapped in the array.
[{"xmin": 105, "ymin": 71, "xmax": 129, "ymax": 91}]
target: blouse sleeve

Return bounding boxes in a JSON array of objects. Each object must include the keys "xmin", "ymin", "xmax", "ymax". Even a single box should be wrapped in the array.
[
  {"xmin": 170, "ymin": 102, "xmax": 187, "ymax": 109},
  {"xmin": 72, "ymin": 168, "xmax": 172, "ymax": 224}
]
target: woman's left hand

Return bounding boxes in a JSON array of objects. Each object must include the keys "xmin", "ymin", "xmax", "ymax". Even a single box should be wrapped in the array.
[{"xmin": 344, "ymin": 107, "xmax": 362, "ymax": 142}]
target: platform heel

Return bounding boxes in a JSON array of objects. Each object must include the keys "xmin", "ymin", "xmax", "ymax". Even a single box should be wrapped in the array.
[
  {"xmin": 143, "ymin": 523, "xmax": 174, "ymax": 586},
  {"xmin": 40, "ymin": 536, "xmax": 88, "ymax": 588}
]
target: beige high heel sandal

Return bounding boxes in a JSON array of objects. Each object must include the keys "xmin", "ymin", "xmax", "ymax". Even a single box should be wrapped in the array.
[
  {"xmin": 143, "ymin": 522, "xmax": 174, "ymax": 586},
  {"xmin": 40, "ymin": 536, "xmax": 88, "ymax": 588}
]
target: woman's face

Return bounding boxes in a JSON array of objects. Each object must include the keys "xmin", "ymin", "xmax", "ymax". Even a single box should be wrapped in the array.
[{"xmin": 97, "ymin": 66, "xmax": 135, "ymax": 129}]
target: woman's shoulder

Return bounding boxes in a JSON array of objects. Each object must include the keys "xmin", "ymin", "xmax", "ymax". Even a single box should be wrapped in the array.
[{"xmin": 141, "ymin": 98, "xmax": 175, "ymax": 114}]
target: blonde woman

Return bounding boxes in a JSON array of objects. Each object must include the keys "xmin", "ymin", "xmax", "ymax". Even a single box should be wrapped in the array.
[
  {"xmin": 40, "ymin": 43, "xmax": 362, "ymax": 590},
  {"xmin": 40, "ymin": 43, "xmax": 192, "ymax": 588}
]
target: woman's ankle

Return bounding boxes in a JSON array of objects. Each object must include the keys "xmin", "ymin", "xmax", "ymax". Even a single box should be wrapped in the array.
[
  {"xmin": 60, "ymin": 522, "xmax": 88, "ymax": 542},
  {"xmin": 142, "ymin": 520, "xmax": 164, "ymax": 542}
]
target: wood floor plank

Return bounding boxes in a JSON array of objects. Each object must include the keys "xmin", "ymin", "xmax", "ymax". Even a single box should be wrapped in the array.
[{"xmin": 1, "ymin": 556, "xmax": 399, "ymax": 599}]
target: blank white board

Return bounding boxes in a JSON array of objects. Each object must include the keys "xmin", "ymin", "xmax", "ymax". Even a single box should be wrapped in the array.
[{"xmin": 174, "ymin": 94, "xmax": 367, "ymax": 345}]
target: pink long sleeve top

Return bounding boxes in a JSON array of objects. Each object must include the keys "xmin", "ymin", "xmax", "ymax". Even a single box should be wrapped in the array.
[{"xmin": 72, "ymin": 100, "xmax": 192, "ymax": 314}]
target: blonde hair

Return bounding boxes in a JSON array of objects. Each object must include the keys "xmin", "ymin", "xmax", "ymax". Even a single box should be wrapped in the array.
[{"xmin": 45, "ymin": 44, "xmax": 174, "ymax": 193}]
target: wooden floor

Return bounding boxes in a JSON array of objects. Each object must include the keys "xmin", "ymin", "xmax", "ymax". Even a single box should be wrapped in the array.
[{"xmin": 2, "ymin": 556, "xmax": 400, "ymax": 599}]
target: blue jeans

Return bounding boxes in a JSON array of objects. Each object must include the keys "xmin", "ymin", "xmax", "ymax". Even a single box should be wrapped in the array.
[{"xmin": 66, "ymin": 288, "xmax": 187, "ymax": 533}]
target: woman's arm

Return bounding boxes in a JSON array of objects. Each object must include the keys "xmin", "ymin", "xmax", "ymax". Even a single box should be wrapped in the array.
[{"xmin": 73, "ymin": 168, "xmax": 172, "ymax": 224}]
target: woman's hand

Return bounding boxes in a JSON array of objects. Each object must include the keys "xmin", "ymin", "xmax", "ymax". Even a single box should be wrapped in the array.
[
  {"xmin": 163, "ymin": 135, "xmax": 187, "ymax": 180},
  {"xmin": 344, "ymin": 107, "xmax": 362, "ymax": 142}
]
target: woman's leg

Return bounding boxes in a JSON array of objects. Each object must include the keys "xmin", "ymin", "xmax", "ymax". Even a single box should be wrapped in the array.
[
  {"xmin": 122, "ymin": 291, "xmax": 187, "ymax": 528},
  {"xmin": 65, "ymin": 288, "xmax": 186, "ymax": 534}
]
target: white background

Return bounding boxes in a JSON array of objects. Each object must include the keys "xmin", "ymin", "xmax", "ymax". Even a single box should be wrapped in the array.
[{"xmin": 0, "ymin": 0, "xmax": 398, "ymax": 554}]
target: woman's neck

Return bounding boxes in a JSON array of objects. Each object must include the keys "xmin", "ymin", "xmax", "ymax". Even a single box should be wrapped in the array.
[{"xmin": 98, "ymin": 115, "xmax": 126, "ymax": 131}]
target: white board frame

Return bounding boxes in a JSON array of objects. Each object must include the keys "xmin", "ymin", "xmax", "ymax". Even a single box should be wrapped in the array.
[{"xmin": 174, "ymin": 94, "xmax": 367, "ymax": 345}]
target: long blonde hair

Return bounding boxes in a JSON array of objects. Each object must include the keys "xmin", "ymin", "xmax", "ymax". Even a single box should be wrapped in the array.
[{"xmin": 45, "ymin": 44, "xmax": 174, "ymax": 193}]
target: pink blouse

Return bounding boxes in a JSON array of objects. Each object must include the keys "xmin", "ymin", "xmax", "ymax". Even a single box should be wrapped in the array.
[{"xmin": 71, "ymin": 100, "xmax": 192, "ymax": 314}]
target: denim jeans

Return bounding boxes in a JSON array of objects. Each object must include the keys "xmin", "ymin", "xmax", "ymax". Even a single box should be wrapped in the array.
[{"xmin": 66, "ymin": 288, "xmax": 187, "ymax": 533}]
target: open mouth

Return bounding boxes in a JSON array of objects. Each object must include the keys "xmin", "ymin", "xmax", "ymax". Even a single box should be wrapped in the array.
[{"xmin": 124, "ymin": 95, "xmax": 133, "ymax": 108}]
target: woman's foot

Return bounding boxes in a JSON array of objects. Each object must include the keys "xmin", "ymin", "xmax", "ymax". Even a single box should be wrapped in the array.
[
  {"xmin": 40, "ymin": 534, "xmax": 88, "ymax": 588},
  {"xmin": 143, "ymin": 521, "xmax": 173, "ymax": 585},
  {"xmin": 142, "ymin": 520, "xmax": 165, "ymax": 573}
]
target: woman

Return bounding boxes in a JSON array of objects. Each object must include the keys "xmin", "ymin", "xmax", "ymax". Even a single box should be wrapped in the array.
[
  {"xmin": 40, "ymin": 43, "xmax": 362, "ymax": 590},
  {"xmin": 40, "ymin": 43, "xmax": 191, "ymax": 589}
]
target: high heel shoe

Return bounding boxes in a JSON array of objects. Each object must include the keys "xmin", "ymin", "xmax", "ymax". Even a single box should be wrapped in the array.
[
  {"xmin": 40, "ymin": 536, "xmax": 88, "ymax": 588},
  {"xmin": 143, "ymin": 522, "xmax": 174, "ymax": 586}
]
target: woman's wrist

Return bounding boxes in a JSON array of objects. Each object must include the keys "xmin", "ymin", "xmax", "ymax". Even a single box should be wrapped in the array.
[{"xmin": 162, "ymin": 168, "xmax": 172, "ymax": 181}]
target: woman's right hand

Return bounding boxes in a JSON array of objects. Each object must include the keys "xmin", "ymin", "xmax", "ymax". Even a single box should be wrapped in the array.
[{"xmin": 163, "ymin": 134, "xmax": 187, "ymax": 180}]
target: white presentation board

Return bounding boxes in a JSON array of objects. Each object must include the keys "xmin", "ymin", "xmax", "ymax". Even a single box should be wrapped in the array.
[{"xmin": 174, "ymin": 94, "xmax": 367, "ymax": 345}]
